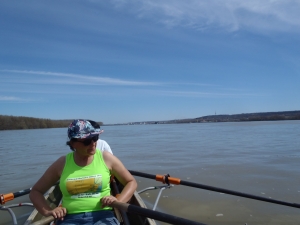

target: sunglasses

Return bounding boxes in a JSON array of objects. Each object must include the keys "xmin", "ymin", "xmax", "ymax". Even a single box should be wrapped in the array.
[{"xmin": 73, "ymin": 135, "xmax": 99, "ymax": 146}]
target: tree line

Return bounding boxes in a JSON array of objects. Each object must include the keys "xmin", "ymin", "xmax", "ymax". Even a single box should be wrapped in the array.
[{"xmin": 0, "ymin": 115, "xmax": 103, "ymax": 130}]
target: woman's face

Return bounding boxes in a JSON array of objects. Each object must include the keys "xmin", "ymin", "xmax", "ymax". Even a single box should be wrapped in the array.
[{"xmin": 71, "ymin": 135, "xmax": 98, "ymax": 156}]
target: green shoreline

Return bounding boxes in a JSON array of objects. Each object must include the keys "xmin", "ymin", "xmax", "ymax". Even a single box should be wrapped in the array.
[
  {"xmin": 0, "ymin": 116, "xmax": 103, "ymax": 131},
  {"xmin": 1, "ymin": 110, "xmax": 300, "ymax": 130}
]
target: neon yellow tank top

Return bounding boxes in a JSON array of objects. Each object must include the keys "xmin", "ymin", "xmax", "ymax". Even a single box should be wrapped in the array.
[{"xmin": 59, "ymin": 150, "xmax": 111, "ymax": 214}]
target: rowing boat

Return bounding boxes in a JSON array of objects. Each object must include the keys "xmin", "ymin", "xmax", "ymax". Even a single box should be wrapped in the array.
[
  {"xmin": 111, "ymin": 178, "xmax": 156, "ymax": 225},
  {"xmin": 23, "ymin": 179, "xmax": 156, "ymax": 225},
  {"xmin": 6, "ymin": 170, "xmax": 296, "ymax": 225},
  {"xmin": 2, "ymin": 173, "xmax": 199, "ymax": 225},
  {"xmin": 23, "ymin": 184, "xmax": 61, "ymax": 225}
]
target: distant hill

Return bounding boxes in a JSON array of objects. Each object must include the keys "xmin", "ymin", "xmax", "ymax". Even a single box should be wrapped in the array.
[
  {"xmin": 117, "ymin": 110, "xmax": 300, "ymax": 125},
  {"xmin": 194, "ymin": 110, "xmax": 300, "ymax": 123}
]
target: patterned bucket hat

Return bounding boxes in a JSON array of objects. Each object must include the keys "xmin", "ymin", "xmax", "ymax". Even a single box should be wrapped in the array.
[{"xmin": 67, "ymin": 119, "xmax": 103, "ymax": 139}]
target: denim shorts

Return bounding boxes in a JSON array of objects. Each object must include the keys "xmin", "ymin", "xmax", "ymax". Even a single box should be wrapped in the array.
[{"xmin": 55, "ymin": 210, "xmax": 120, "ymax": 225}]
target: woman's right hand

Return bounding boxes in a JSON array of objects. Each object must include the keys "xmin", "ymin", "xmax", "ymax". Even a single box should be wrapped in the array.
[{"xmin": 46, "ymin": 206, "xmax": 67, "ymax": 220}]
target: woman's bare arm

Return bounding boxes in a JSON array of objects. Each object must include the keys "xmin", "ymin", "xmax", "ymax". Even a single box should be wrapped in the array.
[
  {"xmin": 102, "ymin": 151, "xmax": 137, "ymax": 204},
  {"xmin": 29, "ymin": 156, "xmax": 66, "ymax": 219}
]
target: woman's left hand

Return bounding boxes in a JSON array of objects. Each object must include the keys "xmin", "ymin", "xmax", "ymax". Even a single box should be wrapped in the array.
[{"xmin": 101, "ymin": 195, "xmax": 118, "ymax": 207}]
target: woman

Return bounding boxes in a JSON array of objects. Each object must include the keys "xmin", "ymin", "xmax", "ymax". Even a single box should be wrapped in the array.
[{"xmin": 29, "ymin": 119, "xmax": 137, "ymax": 225}]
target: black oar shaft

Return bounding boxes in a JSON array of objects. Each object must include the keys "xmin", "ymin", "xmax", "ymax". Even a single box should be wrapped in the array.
[
  {"xmin": 13, "ymin": 188, "xmax": 32, "ymax": 198},
  {"xmin": 112, "ymin": 202, "xmax": 206, "ymax": 225},
  {"xmin": 129, "ymin": 170, "xmax": 300, "ymax": 209},
  {"xmin": 129, "ymin": 170, "xmax": 156, "ymax": 180},
  {"xmin": 179, "ymin": 180, "xmax": 300, "ymax": 209}
]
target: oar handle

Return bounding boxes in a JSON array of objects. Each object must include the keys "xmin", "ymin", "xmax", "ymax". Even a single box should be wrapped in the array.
[
  {"xmin": 31, "ymin": 216, "xmax": 55, "ymax": 225},
  {"xmin": 111, "ymin": 201, "xmax": 206, "ymax": 225},
  {"xmin": 0, "ymin": 193, "xmax": 14, "ymax": 205},
  {"xmin": 0, "ymin": 188, "xmax": 32, "ymax": 205}
]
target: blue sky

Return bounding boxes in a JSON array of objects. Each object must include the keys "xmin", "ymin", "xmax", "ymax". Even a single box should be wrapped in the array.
[{"xmin": 0, "ymin": 0, "xmax": 299, "ymax": 124}]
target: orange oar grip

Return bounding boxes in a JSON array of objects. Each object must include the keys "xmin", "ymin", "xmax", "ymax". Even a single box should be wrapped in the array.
[
  {"xmin": 168, "ymin": 177, "xmax": 181, "ymax": 185},
  {"xmin": 155, "ymin": 175, "xmax": 181, "ymax": 185},
  {"xmin": 0, "ymin": 193, "xmax": 14, "ymax": 205}
]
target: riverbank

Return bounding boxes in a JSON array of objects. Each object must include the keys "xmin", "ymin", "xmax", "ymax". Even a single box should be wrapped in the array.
[
  {"xmin": 1, "ymin": 110, "xmax": 299, "ymax": 129},
  {"xmin": 108, "ymin": 110, "xmax": 300, "ymax": 125}
]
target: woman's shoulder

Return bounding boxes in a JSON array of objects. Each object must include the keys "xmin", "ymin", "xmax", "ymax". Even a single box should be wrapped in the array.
[
  {"xmin": 57, "ymin": 155, "xmax": 66, "ymax": 163},
  {"xmin": 49, "ymin": 155, "xmax": 66, "ymax": 166},
  {"xmin": 102, "ymin": 150, "xmax": 116, "ymax": 169},
  {"xmin": 102, "ymin": 150, "xmax": 114, "ymax": 160},
  {"xmin": 48, "ymin": 155, "xmax": 66, "ymax": 175}
]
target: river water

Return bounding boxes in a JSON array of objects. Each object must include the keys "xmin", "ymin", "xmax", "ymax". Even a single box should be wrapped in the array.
[{"xmin": 0, "ymin": 121, "xmax": 300, "ymax": 225}]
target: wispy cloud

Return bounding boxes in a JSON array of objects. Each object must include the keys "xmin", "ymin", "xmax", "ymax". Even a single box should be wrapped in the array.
[
  {"xmin": 151, "ymin": 90, "xmax": 263, "ymax": 98},
  {"xmin": 170, "ymin": 82, "xmax": 220, "ymax": 87},
  {"xmin": 1, "ymin": 70, "xmax": 219, "ymax": 88},
  {"xmin": 0, "ymin": 70, "xmax": 159, "ymax": 86},
  {"xmin": 0, "ymin": 96, "xmax": 24, "ymax": 101},
  {"xmin": 0, "ymin": 69, "xmax": 260, "ymax": 98},
  {"xmin": 0, "ymin": 82, "xmax": 231, "ymax": 98},
  {"xmin": 111, "ymin": 0, "xmax": 300, "ymax": 33}
]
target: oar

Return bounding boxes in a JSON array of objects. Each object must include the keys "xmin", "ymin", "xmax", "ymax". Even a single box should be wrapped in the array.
[
  {"xmin": 31, "ymin": 216, "xmax": 55, "ymax": 225},
  {"xmin": 111, "ymin": 201, "xmax": 206, "ymax": 225},
  {"xmin": 129, "ymin": 170, "xmax": 300, "ymax": 209},
  {"xmin": 0, "ymin": 188, "xmax": 32, "ymax": 205},
  {"xmin": 110, "ymin": 179, "xmax": 131, "ymax": 225},
  {"xmin": 31, "ymin": 202, "xmax": 205, "ymax": 225},
  {"xmin": 1, "ymin": 182, "xmax": 59, "ymax": 205}
]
